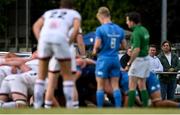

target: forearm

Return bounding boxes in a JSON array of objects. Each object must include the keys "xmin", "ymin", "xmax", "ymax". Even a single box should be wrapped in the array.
[
  {"xmin": 128, "ymin": 48, "xmax": 140, "ymax": 64},
  {"xmin": 76, "ymin": 35, "xmax": 86, "ymax": 56}
]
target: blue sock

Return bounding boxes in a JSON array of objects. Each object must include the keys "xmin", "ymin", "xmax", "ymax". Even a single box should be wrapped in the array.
[
  {"xmin": 96, "ymin": 90, "xmax": 104, "ymax": 108},
  {"xmin": 113, "ymin": 89, "xmax": 122, "ymax": 107}
]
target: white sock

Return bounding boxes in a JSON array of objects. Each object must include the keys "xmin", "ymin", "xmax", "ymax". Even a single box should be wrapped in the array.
[
  {"xmin": 63, "ymin": 81, "xmax": 74, "ymax": 108},
  {"xmin": 34, "ymin": 79, "xmax": 45, "ymax": 109},
  {"xmin": 73, "ymin": 101, "xmax": 79, "ymax": 109},
  {"xmin": 44, "ymin": 100, "xmax": 52, "ymax": 109},
  {"xmin": 1, "ymin": 101, "xmax": 16, "ymax": 108}
]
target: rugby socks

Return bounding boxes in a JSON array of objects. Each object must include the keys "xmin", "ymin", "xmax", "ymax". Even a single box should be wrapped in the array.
[
  {"xmin": 96, "ymin": 90, "xmax": 104, "ymax": 108},
  {"xmin": 128, "ymin": 90, "xmax": 136, "ymax": 107},
  {"xmin": 113, "ymin": 89, "xmax": 122, "ymax": 107},
  {"xmin": 1, "ymin": 102, "xmax": 16, "ymax": 108},
  {"xmin": 63, "ymin": 80, "xmax": 74, "ymax": 108},
  {"xmin": 72, "ymin": 101, "xmax": 79, "ymax": 109},
  {"xmin": 34, "ymin": 79, "xmax": 45, "ymax": 109},
  {"xmin": 44, "ymin": 100, "xmax": 52, "ymax": 108},
  {"xmin": 140, "ymin": 90, "xmax": 149, "ymax": 107}
]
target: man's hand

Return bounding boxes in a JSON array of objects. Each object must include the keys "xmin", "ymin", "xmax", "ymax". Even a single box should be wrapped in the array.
[
  {"xmin": 168, "ymin": 68, "xmax": 175, "ymax": 72},
  {"xmin": 124, "ymin": 65, "xmax": 130, "ymax": 72}
]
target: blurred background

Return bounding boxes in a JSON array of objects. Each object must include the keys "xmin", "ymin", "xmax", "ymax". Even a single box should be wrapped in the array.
[{"xmin": 0, "ymin": 0, "xmax": 180, "ymax": 56}]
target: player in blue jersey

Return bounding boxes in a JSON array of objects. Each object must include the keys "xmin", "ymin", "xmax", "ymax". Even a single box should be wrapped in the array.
[{"xmin": 92, "ymin": 6, "xmax": 126, "ymax": 108}]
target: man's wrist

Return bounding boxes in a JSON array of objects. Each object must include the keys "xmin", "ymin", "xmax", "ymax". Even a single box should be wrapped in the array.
[
  {"xmin": 127, "ymin": 62, "xmax": 131, "ymax": 66},
  {"xmin": 81, "ymin": 55, "xmax": 87, "ymax": 59}
]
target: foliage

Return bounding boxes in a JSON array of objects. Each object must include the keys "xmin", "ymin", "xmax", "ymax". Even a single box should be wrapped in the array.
[
  {"xmin": 1, "ymin": 0, "xmax": 180, "ymax": 44},
  {"xmin": 0, "ymin": 0, "xmax": 15, "ymax": 35},
  {"xmin": 74, "ymin": 0, "xmax": 134, "ymax": 33}
]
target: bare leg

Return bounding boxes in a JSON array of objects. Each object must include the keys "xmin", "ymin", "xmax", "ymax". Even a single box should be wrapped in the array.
[
  {"xmin": 151, "ymin": 91, "xmax": 180, "ymax": 107},
  {"xmin": 44, "ymin": 72, "xmax": 58, "ymax": 108}
]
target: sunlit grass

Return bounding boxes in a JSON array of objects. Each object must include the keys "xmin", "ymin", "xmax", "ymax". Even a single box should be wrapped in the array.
[{"xmin": 0, "ymin": 107, "xmax": 180, "ymax": 114}]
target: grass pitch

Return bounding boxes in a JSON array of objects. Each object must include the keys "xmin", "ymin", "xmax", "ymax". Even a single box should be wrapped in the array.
[{"xmin": 0, "ymin": 107, "xmax": 180, "ymax": 114}]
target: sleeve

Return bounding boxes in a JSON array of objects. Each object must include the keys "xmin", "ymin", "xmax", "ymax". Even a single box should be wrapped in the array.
[
  {"xmin": 73, "ymin": 10, "xmax": 82, "ymax": 21},
  {"xmin": 132, "ymin": 32, "xmax": 141, "ymax": 49},
  {"xmin": 154, "ymin": 58, "xmax": 163, "ymax": 72},
  {"xmin": 174, "ymin": 54, "xmax": 180, "ymax": 72},
  {"xmin": 42, "ymin": 11, "xmax": 49, "ymax": 19},
  {"xmin": 95, "ymin": 27, "xmax": 102, "ymax": 40}
]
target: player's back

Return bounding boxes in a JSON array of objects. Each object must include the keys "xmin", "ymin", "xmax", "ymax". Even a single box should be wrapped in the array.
[
  {"xmin": 96, "ymin": 23, "xmax": 124, "ymax": 57},
  {"xmin": 25, "ymin": 59, "xmax": 39, "ymax": 72},
  {"xmin": 40, "ymin": 8, "xmax": 81, "ymax": 43}
]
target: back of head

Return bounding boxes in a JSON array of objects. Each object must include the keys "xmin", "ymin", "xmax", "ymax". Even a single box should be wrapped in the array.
[
  {"xmin": 32, "ymin": 46, "xmax": 37, "ymax": 54},
  {"xmin": 126, "ymin": 12, "xmax": 141, "ymax": 24},
  {"xmin": 96, "ymin": 6, "xmax": 110, "ymax": 18},
  {"xmin": 60, "ymin": 0, "xmax": 74, "ymax": 9},
  {"xmin": 5, "ymin": 52, "xmax": 17, "ymax": 58}
]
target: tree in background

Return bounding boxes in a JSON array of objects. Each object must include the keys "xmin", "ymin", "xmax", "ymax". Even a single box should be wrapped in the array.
[{"xmin": 0, "ymin": 0, "xmax": 15, "ymax": 35}]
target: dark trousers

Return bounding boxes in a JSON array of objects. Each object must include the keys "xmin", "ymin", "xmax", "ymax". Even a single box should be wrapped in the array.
[{"xmin": 159, "ymin": 79, "xmax": 177, "ymax": 100}]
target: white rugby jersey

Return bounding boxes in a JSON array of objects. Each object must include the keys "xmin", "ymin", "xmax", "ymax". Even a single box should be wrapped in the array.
[
  {"xmin": 25, "ymin": 59, "xmax": 39, "ymax": 72},
  {"xmin": 40, "ymin": 8, "xmax": 81, "ymax": 43},
  {"xmin": 0, "ymin": 66, "xmax": 13, "ymax": 76}
]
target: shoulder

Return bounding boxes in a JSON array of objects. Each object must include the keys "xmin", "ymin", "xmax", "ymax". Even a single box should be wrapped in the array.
[
  {"xmin": 43, "ymin": 9, "xmax": 57, "ymax": 16},
  {"xmin": 96, "ymin": 25, "xmax": 103, "ymax": 32},
  {"xmin": 68, "ymin": 9, "xmax": 81, "ymax": 18},
  {"xmin": 45, "ymin": 9, "xmax": 58, "ymax": 14},
  {"xmin": 157, "ymin": 52, "xmax": 164, "ymax": 58}
]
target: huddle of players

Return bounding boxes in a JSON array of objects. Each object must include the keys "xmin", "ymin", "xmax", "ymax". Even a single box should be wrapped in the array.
[{"xmin": 0, "ymin": 0, "xmax": 180, "ymax": 109}]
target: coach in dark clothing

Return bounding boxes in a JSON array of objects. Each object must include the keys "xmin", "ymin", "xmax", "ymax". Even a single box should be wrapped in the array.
[
  {"xmin": 120, "ymin": 48, "xmax": 131, "ymax": 69},
  {"xmin": 158, "ymin": 40, "xmax": 180, "ymax": 100}
]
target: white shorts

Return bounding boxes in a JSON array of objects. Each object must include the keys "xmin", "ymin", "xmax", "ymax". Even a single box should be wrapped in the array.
[
  {"xmin": 38, "ymin": 34, "xmax": 71, "ymax": 60},
  {"xmin": 128, "ymin": 56, "xmax": 150, "ymax": 78},
  {"xmin": 0, "ymin": 66, "xmax": 21, "ymax": 87},
  {"xmin": 0, "ymin": 71, "xmax": 37, "ymax": 97},
  {"xmin": 49, "ymin": 45, "xmax": 77, "ymax": 72}
]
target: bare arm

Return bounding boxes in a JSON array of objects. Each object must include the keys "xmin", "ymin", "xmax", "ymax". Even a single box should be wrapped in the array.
[
  {"xmin": 32, "ymin": 17, "xmax": 44, "ymax": 40},
  {"xmin": 92, "ymin": 38, "xmax": 101, "ymax": 56},
  {"xmin": 128, "ymin": 48, "xmax": 140, "ymax": 65},
  {"xmin": 85, "ymin": 58, "xmax": 96, "ymax": 65},
  {"xmin": 120, "ymin": 39, "xmax": 127, "ymax": 50},
  {"xmin": 69, "ymin": 18, "xmax": 81, "ymax": 44},
  {"xmin": 1, "ymin": 57, "xmax": 30, "ymax": 66},
  {"xmin": 76, "ymin": 34, "xmax": 86, "ymax": 56}
]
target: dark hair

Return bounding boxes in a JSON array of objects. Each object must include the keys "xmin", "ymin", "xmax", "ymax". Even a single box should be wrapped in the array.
[
  {"xmin": 31, "ymin": 46, "xmax": 37, "ymax": 53},
  {"xmin": 126, "ymin": 12, "xmax": 141, "ymax": 24},
  {"xmin": 60, "ymin": 0, "xmax": 74, "ymax": 9},
  {"xmin": 149, "ymin": 44, "xmax": 157, "ymax": 49},
  {"xmin": 161, "ymin": 40, "xmax": 172, "ymax": 51}
]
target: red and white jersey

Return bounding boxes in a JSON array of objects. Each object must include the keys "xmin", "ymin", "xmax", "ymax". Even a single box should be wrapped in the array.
[
  {"xmin": 25, "ymin": 59, "xmax": 39, "ymax": 72},
  {"xmin": 40, "ymin": 8, "xmax": 81, "ymax": 43},
  {"xmin": 0, "ymin": 66, "xmax": 13, "ymax": 76}
]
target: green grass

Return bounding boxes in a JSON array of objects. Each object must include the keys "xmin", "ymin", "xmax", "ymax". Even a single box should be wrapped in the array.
[{"xmin": 0, "ymin": 107, "xmax": 180, "ymax": 114}]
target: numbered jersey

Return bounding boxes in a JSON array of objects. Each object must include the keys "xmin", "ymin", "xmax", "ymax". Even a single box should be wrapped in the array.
[
  {"xmin": 95, "ymin": 22, "xmax": 125, "ymax": 57},
  {"xmin": 40, "ymin": 8, "xmax": 81, "ymax": 43}
]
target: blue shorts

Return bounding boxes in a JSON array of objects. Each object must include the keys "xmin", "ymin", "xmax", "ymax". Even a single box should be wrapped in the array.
[
  {"xmin": 146, "ymin": 72, "xmax": 160, "ymax": 94},
  {"xmin": 119, "ymin": 71, "xmax": 129, "ymax": 94},
  {"xmin": 95, "ymin": 56, "xmax": 120, "ymax": 78},
  {"xmin": 76, "ymin": 65, "xmax": 82, "ymax": 73}
]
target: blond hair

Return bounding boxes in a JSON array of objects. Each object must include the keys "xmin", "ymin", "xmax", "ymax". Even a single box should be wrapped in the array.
[{"xmin": 96, "ymin": 6, "xmax": 110, "ymax": 18}]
